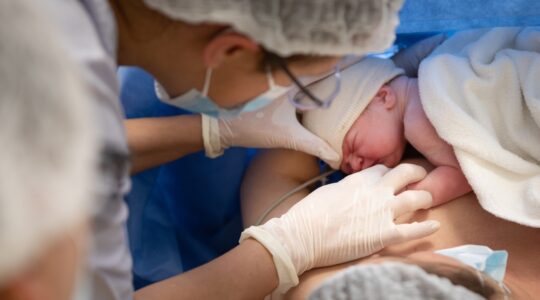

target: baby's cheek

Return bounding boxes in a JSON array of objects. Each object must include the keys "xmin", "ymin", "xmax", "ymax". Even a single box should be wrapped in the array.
[
  {"xmin": 387, "ymin": 156, "xmax": 402, "ymax": 168},
  {"xmin": 339, "ymin": 159, "xmax": 353, "ymax": 174}
]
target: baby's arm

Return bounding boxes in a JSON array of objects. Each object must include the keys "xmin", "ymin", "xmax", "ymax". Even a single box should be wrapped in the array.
[
  {"xmin": 404, "ymin": 89, "xmax": 471, "ymax": 206},
  {"xmin": 408, "ymin": 166, "xmax": 471, "ymax": 207}
]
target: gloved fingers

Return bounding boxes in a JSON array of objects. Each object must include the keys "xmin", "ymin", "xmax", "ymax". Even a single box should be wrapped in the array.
[
  {"xmin": 267, "ymin": 92, "xmax": 296, "ymax": 115},
  {"xmin": 296, "ymin": 132, "xmax": 341, "ymax": 165},
  {"xmin": 341, "ymin": 164, "xmax": 389, "ymax": 186},
  {"xmin": 306, "ymin": 141, "xmax": 341, "ymax": 167},
  {"xmin": 391, "ymin": 190, "xmax": 433, "ymax": 217},
  {"xmin": 288, "ymin": 124, "xmax": 341, "ymax": 165},
  {"xmin": 383, "ymin": 220, "xmax": 440, "ymax": 245},
  {"xmin": 379, "ymin": 163, "xmax": 427, "ymax": 193}
]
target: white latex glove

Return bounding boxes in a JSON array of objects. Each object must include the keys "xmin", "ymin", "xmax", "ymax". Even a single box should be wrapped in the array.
[
  {"xmin": 240, "ymin": 163, "xmax": 440, "ymax": 293},
  {"xmin": 201, "ymin": 94, "xmax": 340, "ymax": 165},
  {"xmin": 392, "ymin": 33, "xmax": 447, "ymax": 77}
]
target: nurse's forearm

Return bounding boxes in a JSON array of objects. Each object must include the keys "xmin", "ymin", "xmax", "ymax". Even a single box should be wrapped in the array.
[
  {"xmin": 125, "ymin": 115, "xmax": 203, "ymax": 174},
  {"xmin": 134, "ymin": 239, "xmax": 279, "ymax": 300}
]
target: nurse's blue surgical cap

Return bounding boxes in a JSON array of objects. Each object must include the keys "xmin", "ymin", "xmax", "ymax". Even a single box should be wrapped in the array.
[
  {"xmin": 309, "ymin": 262, "xmax": 485, "ymax": 300},
  {"xmin": 143, "ymin": 0, "xmax": 403, "ymax": 56}
]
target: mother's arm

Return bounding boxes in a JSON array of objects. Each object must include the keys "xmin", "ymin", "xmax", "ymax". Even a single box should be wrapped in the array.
[{"xmin": 241, "ymin": 149, "xmax": 320, "ymax": 227}]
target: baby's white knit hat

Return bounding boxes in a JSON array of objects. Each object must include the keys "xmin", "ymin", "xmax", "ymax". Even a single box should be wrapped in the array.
[{"xmin": 302, "ymin": 57, "xmax": 404, "ymax": 166}]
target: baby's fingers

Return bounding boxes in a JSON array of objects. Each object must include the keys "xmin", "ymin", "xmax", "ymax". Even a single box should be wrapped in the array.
[
  {"xmin": 391, "ymin": 190, "xmax": 433, "ymax": 217},
  {"xmin": 380, "ymin": 164, "xmax": 427, "ymax": 193},
  {"xmin": 383, "ymin": 220, "xmax": 440, "ymax": 245}
]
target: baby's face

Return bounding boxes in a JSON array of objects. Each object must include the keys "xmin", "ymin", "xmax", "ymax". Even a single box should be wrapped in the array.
[{"xmin": 340, "ymin": 93, "xmax": 406, "ymax": 174}]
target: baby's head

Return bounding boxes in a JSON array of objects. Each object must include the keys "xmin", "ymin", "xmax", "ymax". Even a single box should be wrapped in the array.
[{"xmin": 303, "ymin": 57, "xmax": 406, "ymax": 173}]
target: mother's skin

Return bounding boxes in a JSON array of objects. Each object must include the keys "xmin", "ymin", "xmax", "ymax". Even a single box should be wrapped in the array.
[{"xmin": 241, "ymin": 149, "xmax": 540, "ymax": 300}]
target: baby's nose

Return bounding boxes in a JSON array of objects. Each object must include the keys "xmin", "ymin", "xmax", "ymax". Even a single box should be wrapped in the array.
[{"xmin": 348, "ymin": 156, "xmax": 364, "ymax": 173}]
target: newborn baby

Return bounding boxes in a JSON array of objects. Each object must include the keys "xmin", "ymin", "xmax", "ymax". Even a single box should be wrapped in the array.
[{"xmin": 303, "ymin": 57, "xmax": 471, "ymax": 206}]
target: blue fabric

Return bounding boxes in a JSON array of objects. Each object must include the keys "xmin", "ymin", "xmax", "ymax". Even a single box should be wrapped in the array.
[
  {"xmin": 119, "ymin": 67, "xmax": 249, "ymax": 289},
  {"xmin": 398, "ymin": 0, "xmax": 540, "ymax": 33}
]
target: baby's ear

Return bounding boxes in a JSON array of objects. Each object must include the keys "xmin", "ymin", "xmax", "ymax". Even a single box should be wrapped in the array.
[{"xmin": 374, "ymin": 85, "xmax": 396, "ymax": 110}]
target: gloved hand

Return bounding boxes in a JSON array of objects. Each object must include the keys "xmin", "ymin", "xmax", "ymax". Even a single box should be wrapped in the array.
[
  {"xmin": 240, "ymin": 163, "xmax": 440, "ymax": 293},
  {"xmin": 201, "ymin": 94, "xmax": 340, "ymax": 165},
  {"xmin": 392, "ymin": 33, "xmax": 447, "ymax": 77}
]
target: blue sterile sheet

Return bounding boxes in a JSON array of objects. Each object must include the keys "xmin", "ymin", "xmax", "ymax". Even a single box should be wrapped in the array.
[
  {"xmin": 119, "ymin": 67, "xmax": 250, "ymax": 289},
  {"xmin": 397, "ymin": 0, "xmax": 540, "ymax": 34}
]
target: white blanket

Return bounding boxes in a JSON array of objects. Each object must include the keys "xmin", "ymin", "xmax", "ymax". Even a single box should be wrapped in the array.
[{"xmin": 418, "ymin": 27, "xmax": 540, "ymax": 227}]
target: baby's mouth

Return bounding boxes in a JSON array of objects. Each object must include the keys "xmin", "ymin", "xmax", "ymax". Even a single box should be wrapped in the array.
[{"xmin": 361, "ymin": 158, "xmax": 377, "ymax": 170}]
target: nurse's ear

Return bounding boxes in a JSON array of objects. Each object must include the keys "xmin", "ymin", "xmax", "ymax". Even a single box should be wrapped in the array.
[
  {"xmin": 202, "ymin": 31, "xmax": 261, "ymax": 68},
  {"xmin": 373, "ymin": 85, "xmax": 397, "ymax": 111}
]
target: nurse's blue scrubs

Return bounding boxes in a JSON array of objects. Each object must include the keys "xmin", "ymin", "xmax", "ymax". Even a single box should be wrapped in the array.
[{"xmin": 119, "ymin": 67, "xmax": 250, "ymax": 289}]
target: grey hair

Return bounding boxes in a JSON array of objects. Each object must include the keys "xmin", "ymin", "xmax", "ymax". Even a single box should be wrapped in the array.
[
  {"xmin": 0, "ymin": 0, "xmax": 97, "ymax": 283},
  {"xmin": 309, "ymin": 262, "xmax": 485, "ymax": 300}
]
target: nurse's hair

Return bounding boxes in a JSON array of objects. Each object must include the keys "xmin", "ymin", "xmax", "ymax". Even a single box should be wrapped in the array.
[
  {"xmin": 0, "ymin": 0, "xmax": 97, "ymax": 285},
  {"xmin": 309, "ymin": 260, "xmax": 508, "ymax": 300}
]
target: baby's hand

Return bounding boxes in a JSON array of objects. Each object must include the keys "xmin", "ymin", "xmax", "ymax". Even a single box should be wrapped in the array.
[{"xmin": 406, "ymin": 166, "xmax": 471, "ymax": 207}]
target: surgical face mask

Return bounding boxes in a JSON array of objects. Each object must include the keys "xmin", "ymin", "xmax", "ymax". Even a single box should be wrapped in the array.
[
  {"xmin": 435, "ymin": 244, "xmax": 508, "ymax": 283},
  {"xmin": 155, "ymin": 67, "xmax": 289, "ymax": 118}
]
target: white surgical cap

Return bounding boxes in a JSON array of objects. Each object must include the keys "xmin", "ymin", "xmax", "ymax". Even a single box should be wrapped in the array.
[
  {"xmin": 309, "ymin": 262, "xmax": 485, "ymax": 300},
  {"xmin": 0, "ymin": 0, "xmax": 96, "ymax": 284},
  {"xmin": 143, "ymin": 0, "xmax": 404, "ymax": 56},
  {"xmin": 302, "ymin": 57, "xmax": 403, "ymax": 167}
]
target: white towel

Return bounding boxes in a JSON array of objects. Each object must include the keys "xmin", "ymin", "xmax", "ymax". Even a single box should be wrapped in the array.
[{"xmin": 418, "ymin": 27, "xmax": 540, "ymax": 227}]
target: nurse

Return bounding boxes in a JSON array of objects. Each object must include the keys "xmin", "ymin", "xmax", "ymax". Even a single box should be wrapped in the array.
[{"xmin": 39, "ymin": 0, "xmax": 441, "ymax": 299}]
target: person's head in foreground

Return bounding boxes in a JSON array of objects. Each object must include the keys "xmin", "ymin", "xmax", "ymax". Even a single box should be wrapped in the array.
[
  {"xmin": 303, "ymin": 57, "xmax": 408, "ymax": 173},
  {"xmin": 0, "ymin": 1, "xmax": 97, "ymax": 300},
  {"xmin": 309, "ymin": 250, "xmax": 510, "ymax": 300}
]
